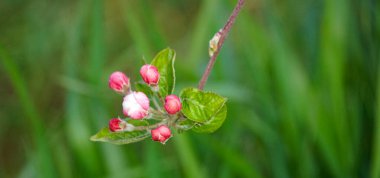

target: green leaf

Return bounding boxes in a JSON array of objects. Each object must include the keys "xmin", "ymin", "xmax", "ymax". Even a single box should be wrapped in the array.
[
  {"xmin": 135, "ymin": 82, "xmax": 153, "ymax": 97},
  {"xmin": 180, "ymin": 88, "xmax": 227, "ymax": 123},
  {"xmin": 151, "ymin": 48, "xmax": 176, "ymax": 97},
  {"xmin": 180, "ymin": 88, "xmax": 228, "ymax": 133},
  {"xmin": 176, "ymin": 118, "xmax": 196, "ymax": 133},
  {"xmin": 192, "ymin": 104, "xmax": 227, "ymax": 133},
  {"xmin": 90, "ymin": 120, "xmax": 150, "ymax": 145}
]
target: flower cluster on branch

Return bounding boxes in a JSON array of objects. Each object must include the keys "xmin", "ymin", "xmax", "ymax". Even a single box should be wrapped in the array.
[
  {"xmin": 91, "ymin": 0, "xmax": 244, "ymax": 145},
  {"xmin": 107, "ymin": 64, "xmax": 182, "ymax": 144}
]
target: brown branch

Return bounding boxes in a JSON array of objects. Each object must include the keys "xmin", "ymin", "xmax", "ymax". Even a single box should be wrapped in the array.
[{"xmin": 198, "ymin": 0, "xmax": 245, "ymax": 90}]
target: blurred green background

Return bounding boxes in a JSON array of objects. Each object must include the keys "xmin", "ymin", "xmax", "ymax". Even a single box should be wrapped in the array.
[{"xmin": 0, "ymin": 0, "xmax": 379, "ymax": 177}]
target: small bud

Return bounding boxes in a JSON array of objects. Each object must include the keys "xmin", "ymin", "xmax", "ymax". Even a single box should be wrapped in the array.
[
  {"xmin": 164, "ymin": 94, "xmax": 182, "ymax": 114},
  {"xmin": 209, "ymin": 30, "xmax": 222, "ymax": 57},
  {"xmin": 140, "ymin": 64, "xmax": 160, "ymax": 85},
  {"xmin": 109, "ymin": 118, "xmax": 126, "ymax": 132},
  {"xmin": 122, "ymin": 91, "xmax": 150, "ymax": 119},
  {"xmin": 109, "ymin": 71, "xmax": 130, "ymax": 94},
  {"xmin": 151, "ymin": 125, "xmax": 171, "ymax": 144},
  {"xmin": 109, "ymin": 118, "xmax": 135, "ymax": 132}
]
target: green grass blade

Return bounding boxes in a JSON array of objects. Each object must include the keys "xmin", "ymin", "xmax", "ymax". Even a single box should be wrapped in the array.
[
  {"xmin": 174, "ymin": 134, "xmax": 206, "ymax": 178},
  {"xmin": 0, "ymin": 45, "xmax": 56, "ymax": 177},
  {"xmin": 371, "ymin": 48, "xmax": 380, "ymax": 178}
]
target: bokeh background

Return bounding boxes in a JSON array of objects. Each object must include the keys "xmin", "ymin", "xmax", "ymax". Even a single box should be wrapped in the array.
[{"xmin": 0, "ymin": 0, "xmax": 379, "ymax": 177}]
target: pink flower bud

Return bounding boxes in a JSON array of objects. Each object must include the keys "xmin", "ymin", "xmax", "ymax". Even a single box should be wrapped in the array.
[
  {"xmin": 140, "ymin": 64, "xmax": 160, "ymax": 85},
  {"xmin": 151, "ymin": 125, "xmax": 171, "ymax": 143},
  {"xmin": 122, "ymin": 91, "xmax": 150, "ymax": 119},
  {"xmin": 109, "ymin": 118, "xmax": 126, "ymax": 132},
  {"xmin": 164, "ymin": 94, "xmax": 182, "ymax": 114},
  {"xmin": 109, "ymin": 71, "xmax": 130, "ymax": 94}
]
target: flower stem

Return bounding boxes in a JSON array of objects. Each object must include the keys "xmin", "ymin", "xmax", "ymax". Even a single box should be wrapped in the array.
[
  {"xmin": 198, "ymin": 0, "xmax": 245, "ymax": 90},
  {"xmin": 133, "ymin": 120, "xmax": 167, "ymax": 131},
  {"xmin": 152, "ymin": 97, "xmax": 163, "ymax": 112}
]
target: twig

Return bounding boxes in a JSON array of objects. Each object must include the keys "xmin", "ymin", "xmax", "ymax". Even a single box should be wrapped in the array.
[{"xmin": 198, "ymin": 0, "xmax": 245, "ymax": 90}]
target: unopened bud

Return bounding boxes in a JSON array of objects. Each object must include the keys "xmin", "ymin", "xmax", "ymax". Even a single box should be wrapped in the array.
[
  {"xmin": 209, "ymin": 30, "xmax": 222, "ymax": 57},
  {"xmin": 140, "ymin": 64, "xmax": 160, "ymax": 85},
  {"xmin": 164, "ymin": 94, "xmax": 182, "ymax": 114},
  {"xmin": 109, "ymin": 71, "xmax": 130, "ymax": 94},
  {"xmin": 109, "ymin": 118, "xmax": 126, "ymax": 132},
  {"xmin": 109, "ymin": 118, "xmax": 135, "ymax": 132},
  {"xmin": 122, "ymin": 91, "xmax": 150, "ymax": 119},
  {"xmin": 151, "ymin": 125, "xmax": 171, "ymax": 144}
]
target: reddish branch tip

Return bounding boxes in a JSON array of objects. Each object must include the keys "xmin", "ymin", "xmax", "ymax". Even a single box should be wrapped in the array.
[{"xmin": 198, "ymin": 0, "xmax": 245, "ymax": 90}]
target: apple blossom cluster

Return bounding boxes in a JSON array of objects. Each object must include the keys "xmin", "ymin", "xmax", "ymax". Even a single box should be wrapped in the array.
[
  {"xmin": 91, "ymin": 48, "xmax": 229, "ymax": 145},
  {"xmin": 107, "ymin": 64, "xmax": 182, "ymax": 144},
  {"xmin": 91, "ymin": 0, "xmax": 243, "ymax": 145}
]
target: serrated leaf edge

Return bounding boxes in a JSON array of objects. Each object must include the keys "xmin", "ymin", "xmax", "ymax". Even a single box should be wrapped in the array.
[
  {"xmin": 180, "ymin": 87, "xmax": 228, "ymax": 124},
  {"xmin": 170, "ymin": 50, "xmax": 176, "ymax": 94},
  {"xmin": 192, "ymin": 100, "xmax": 227, "ymax": 133},
  {"xmin": 90, "ymin": 130, "xmax": 150, "ymax": 145}
]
